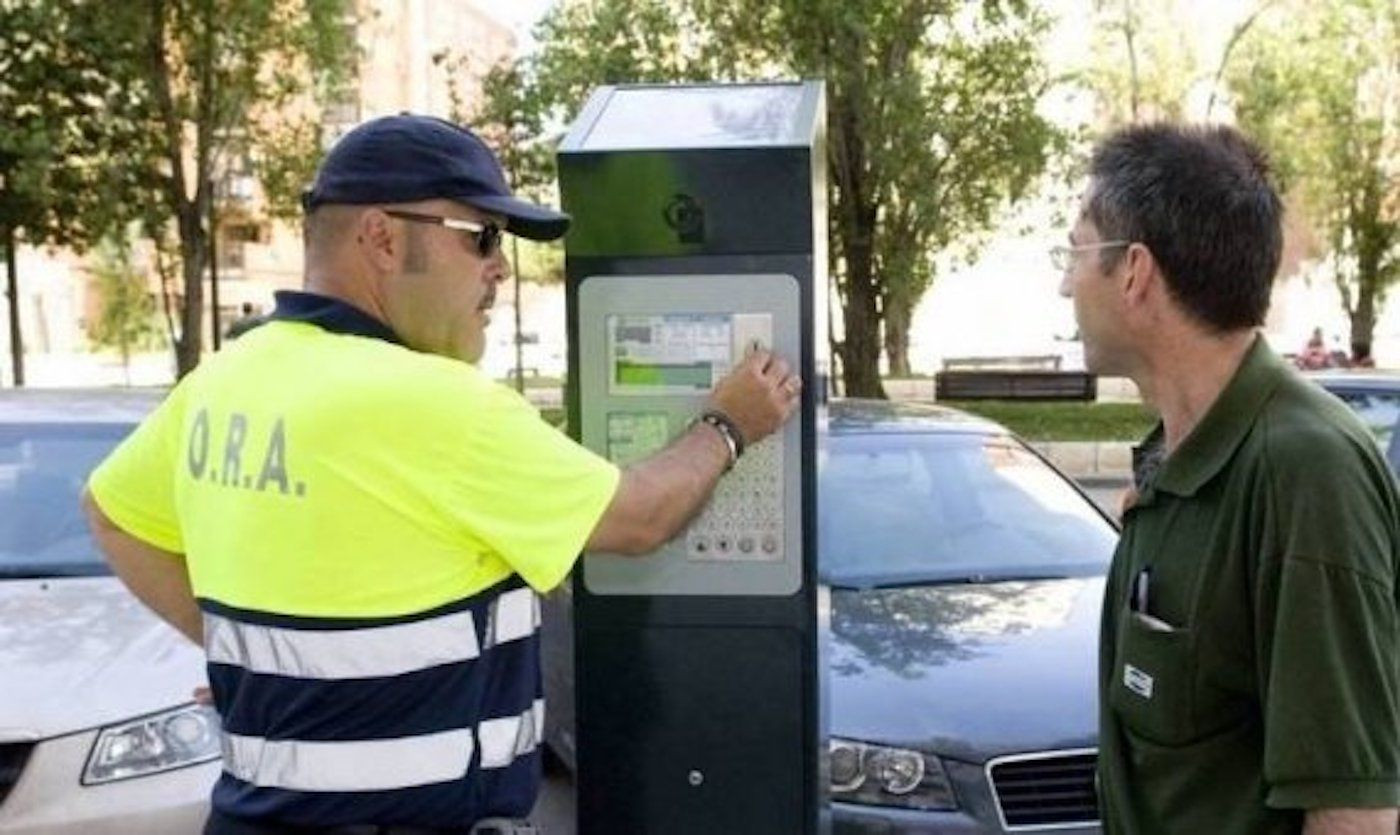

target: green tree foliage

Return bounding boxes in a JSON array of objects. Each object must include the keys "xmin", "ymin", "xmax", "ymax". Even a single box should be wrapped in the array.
[
  {"xmin": 1086, "ymin": 0, "xmax": 1199, "ymax": 125},
  {"xmin": 4, "ymin": 0, "xmax": 356, "ymax": 379},
  {"xmin": 0, "ymin": 0, "xmax": 156, "ymax": 384},
  {"xmin": 88, "ymin": 237, "xmax": 162, "ymax": 383},
  {"xmin": 137, "ymin": 0, "xmax": 357, "ymax": 377},
  {"xmin": 1231, "ymin": 0, "xmax": 1400, "ymax": 359},
  {"xmin": 1084, "ymin": 0, "xmax": 1275, "ymax": 126},
  {"xmin": 490, "ymin": 0, "xmax": 1062, "ymax": 396}
]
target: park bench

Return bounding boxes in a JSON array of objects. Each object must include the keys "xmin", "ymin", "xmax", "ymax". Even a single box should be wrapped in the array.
[{"xmin": 935, "ymin": 354, "xmax": 1097, "ymax": 401}]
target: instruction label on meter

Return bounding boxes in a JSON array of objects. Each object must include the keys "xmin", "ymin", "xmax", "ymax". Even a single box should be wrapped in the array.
[{"xmin": 607, "ymin": 412, "xmax": 670, "ymax": 466}]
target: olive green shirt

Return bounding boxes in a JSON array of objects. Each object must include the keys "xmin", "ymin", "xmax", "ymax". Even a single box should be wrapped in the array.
[{"xmin": 1099, "ymin": 336, "xmax": 1400, "ymax": 834}]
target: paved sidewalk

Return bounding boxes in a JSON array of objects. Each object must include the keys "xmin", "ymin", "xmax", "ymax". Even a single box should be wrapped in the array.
[{"xmin": 1032, "ymin": 440, "xmax": 1132, "ymax": 485}]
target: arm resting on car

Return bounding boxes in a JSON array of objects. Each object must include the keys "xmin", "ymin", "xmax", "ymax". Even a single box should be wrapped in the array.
[{"xmin": 82, "ymin": 489, "xmax": 203, "ymax": 646}]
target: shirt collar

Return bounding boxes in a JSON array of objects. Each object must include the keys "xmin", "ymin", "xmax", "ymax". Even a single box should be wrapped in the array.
[
  {"xmin": 270, "ymin": 290, "xmax": 402, "ymax": 345},
  {"xmin": 1147, "ymin": 333, "xmax": 1287, "ymax": 498}
]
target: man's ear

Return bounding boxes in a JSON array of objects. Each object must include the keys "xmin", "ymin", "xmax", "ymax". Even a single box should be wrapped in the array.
[
  {"xmin": 1120, "ymin": 242, "xmax": 1158, "ymax": 309},
  {"xmin": 357, "ymin": 208, "xmax": 400, "ymax": 271}
]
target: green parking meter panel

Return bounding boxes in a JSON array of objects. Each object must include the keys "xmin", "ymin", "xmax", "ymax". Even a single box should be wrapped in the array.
[{"xmin": 578, "ymin": 274, "xmax": 802, "ymax": 596}]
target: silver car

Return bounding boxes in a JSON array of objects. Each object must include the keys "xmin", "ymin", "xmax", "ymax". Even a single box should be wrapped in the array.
[{"xmin": 0, "ymin": 389, "xmax": 218, "ymax": 834}]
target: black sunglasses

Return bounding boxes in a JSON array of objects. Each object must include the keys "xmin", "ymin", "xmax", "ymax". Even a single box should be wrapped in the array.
[{"xmin": 383, "ymin": 209, "xmax": 503, "ymax": 257}]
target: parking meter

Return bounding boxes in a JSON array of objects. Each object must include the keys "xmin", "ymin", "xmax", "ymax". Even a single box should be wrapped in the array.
[{"xmin": 560, "ymin": 81, "xmax": 827, "ymax": 835}]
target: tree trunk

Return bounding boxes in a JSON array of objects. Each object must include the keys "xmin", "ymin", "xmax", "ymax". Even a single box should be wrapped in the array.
[
  {"xmin": 4, "ymin": 223, "xmax": 21, "ymax": 386},
  {"xmin": 840, "ymin": 248, "xmax": 885, "ymax": 397},
  {"xmin": 831, "ymin": 96, "xmax": 885, "ymax": 399},
  {"xmin": 1350, "ymin": 263, "xmax": 1378, "ymax": 363},
  {"xmin": 1349, "ymin": 296, "xmax": 1375, "ymax": 363},
  {"xmin": 883, "ymin": 296, "xmax": 911, "ymax": 377},
  {"xmin": 175, "ymin": 203, "xmax": 206, "ymax": 377}
]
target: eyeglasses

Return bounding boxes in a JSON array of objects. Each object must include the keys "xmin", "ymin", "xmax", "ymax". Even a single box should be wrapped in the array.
[
  {"xmin": 1049, "ymin": 240, "xmax": 1132, "ymax": 272},
  {"xmin": 383, "ymin": 209, "xmax": 503, "ymax": 258}
]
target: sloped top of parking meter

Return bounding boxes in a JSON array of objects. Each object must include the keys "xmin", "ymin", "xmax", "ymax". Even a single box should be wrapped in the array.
[{"xmin": 564, "ymin": 82, "xmax": 822, "ymax": 152}]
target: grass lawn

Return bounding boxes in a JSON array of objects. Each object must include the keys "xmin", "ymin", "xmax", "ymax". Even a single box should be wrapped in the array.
[
  {"xmin": 542, "ymin": 400, "xmax": 1153, "ymax": 442},
  {"xmin": 941, "ymin": 399, "xmax": 1157, "ymax": 441}
]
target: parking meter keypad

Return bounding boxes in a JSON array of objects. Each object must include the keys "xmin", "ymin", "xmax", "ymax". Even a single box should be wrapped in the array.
[{"xmin": 685, "ymin": 436, "xmax": 784, "ymax": 562}]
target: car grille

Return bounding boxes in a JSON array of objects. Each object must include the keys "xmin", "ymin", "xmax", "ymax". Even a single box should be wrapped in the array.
[
  {"xmin": 987, "ymin": 749, "xmax": 1099, "ymax": 830},
  {"xmin": 0, "ymin": 743, "xmax": 34, "ymax": 808}
]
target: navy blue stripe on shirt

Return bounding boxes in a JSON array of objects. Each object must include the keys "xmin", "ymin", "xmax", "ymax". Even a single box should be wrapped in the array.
[
  {"xmin": 197, "ymin": 574, "xmax": 527, "ymax": 630},
  {"xmin": 210, "ymin": 640, "xmax": 541, "ymax": 741}
]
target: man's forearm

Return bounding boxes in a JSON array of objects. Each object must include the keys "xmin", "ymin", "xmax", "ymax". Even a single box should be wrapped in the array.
[
  {"xmin": 1303, "ymin": 808, "xmax": 1398, "ymax": 835},
  {"xmin": 82, "ymin": 490, "xmax": 203, "ymax": 645},
  {"xmin": 586, "ymin": 422, "xmax": 731, "ymax": 554}
]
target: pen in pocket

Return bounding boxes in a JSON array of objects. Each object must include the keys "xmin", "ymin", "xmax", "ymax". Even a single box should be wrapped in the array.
[{"xmin": 1131, "ymin": 567, "xmax": 1151, "ymax": 614}]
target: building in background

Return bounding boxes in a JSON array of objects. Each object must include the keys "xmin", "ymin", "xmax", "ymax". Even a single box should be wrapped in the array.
[
  {"xmin": 209, "ymin": 0, "xmax": 516, "ymax": 333},
  {"xmin": 2, "ymin": 0, "xmax": 515, "ymax": 386}
]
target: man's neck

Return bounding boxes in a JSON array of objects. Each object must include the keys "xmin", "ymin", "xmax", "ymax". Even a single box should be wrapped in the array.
[
  {"xmin": 303, "ymin": 267, "xmax": 391, "ymax": 326},
  {"xmin": 1134, "ymin": 328, "xmax": 1257, "ymax": 454}
]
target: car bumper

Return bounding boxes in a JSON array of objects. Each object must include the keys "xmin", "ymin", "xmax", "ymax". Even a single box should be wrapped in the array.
[
  {"xmin": 0, "ymin": 728, "xmax": 218, "ymax": 834},
  {"xmin": 834, "ymin": 804, "xmax": 1101, "ymax": 834}
]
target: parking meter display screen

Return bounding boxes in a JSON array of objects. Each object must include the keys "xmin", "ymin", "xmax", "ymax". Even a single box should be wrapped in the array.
[
  {"xmin": 581, "ymin": 85, "xmax": 806, "ymax": 150},
  {"xmin": 608, "ymin": 314, "xmax": 731, "ymax": 395}
]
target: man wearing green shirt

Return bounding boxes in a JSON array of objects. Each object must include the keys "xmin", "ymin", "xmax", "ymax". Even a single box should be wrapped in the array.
[{"xmin": 1059, "ymin": 123, "xmax": 1400, "ymax": 834}]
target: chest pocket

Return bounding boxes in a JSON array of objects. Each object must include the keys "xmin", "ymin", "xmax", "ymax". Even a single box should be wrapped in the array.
[{"xmin": 1109, "ymin": 611, "xmax": 1198, "ymax": 746}]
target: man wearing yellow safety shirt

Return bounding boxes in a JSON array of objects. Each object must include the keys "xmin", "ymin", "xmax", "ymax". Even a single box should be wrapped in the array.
[{"xmin": 82, "ymin": 114, "xmax": 801, "ymax": 835}]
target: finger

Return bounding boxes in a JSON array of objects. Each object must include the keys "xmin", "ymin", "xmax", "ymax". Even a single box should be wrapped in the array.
[
  {"xmin": 782, "ymin": 375, "xmax": 802, "ymax": 396},
  {"xmin": 745, "ymin": 348, "xmax": 773, "ymax": 372},
  {"xmin": 765, "ymin": 357, "xmax": 790, "ymax": 382}
]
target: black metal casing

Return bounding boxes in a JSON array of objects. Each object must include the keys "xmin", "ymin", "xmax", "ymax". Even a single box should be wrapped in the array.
[{"xmin": 558, "ymin": 82, "xmax": 828, "ymax": 835}]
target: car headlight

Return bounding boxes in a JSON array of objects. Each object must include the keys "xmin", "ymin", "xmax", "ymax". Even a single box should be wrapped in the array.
[
  {"xmin": 82, "ymin": 704, "xmax": 222, "ymax": 785},
  {"xmin": 829, "ymin": 738, "xmax": 957, "ymax": 811}
]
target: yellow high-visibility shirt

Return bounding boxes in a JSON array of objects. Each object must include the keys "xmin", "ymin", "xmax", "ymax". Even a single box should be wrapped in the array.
[{"xmin": 89, "ymin": 310, "xmax": 619, "ymax": 618}]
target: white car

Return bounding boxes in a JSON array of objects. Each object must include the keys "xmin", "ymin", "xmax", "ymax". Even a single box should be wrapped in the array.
[{"xmin": 0, "ymin": 389, "xmax": 217, "ymax": 834}]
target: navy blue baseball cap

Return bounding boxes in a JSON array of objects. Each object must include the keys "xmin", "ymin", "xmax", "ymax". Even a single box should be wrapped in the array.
[{"xmin": 302, "ymin": 114, "xmax": 570, "ymax": 241}]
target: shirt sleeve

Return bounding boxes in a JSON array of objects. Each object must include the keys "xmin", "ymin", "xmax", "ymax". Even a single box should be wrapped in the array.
[
  {"xmin": 438, "ymin": 381, "xmax": 620, "ymax": 594},
  {"xmin": 86, "ymin": 385, "xmax": 189, "ymax": 554},
  {"xmin": 1259, "ymin": 428, "xmax": 1400, "ymax": 809}
]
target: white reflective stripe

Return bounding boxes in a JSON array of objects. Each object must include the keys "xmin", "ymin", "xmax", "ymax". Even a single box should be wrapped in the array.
[
  {"xmin": 222, "ymin": 729, "xmax": 473, "ymax": 792},
  {"xmin": 478, "ymin": 699, "xmax": 545, "ymax": 769},
  {"xmin": 204, "ymin": 610, "xmax": 480, "ymax": 680},
  {"xmin": 488, "ymin": 588, "xmax": 540, "ymax": 647}
]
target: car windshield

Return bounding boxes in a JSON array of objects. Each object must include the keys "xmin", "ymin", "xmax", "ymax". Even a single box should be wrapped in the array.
[
  {"xmin": 819, "ymin": 431, "xmax": 1117, "ymax": 588},
  {"xmin": 0, "ymin": 422, "xmax": 133, "ymax": 578},
  {"xmin": 1325, "ymin": 388, "xmax": 1400, "ymax": 455}
]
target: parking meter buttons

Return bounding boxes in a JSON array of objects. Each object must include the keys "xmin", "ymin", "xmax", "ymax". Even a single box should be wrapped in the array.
[{"xmin": 686, "ymin": 433, "xmax": 784, "ymax": 562}]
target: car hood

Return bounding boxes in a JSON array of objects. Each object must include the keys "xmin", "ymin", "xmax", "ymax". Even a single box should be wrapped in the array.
[
  {"xmin": 829, "ymin": 576, "xmax": 1104, "ymax": 763},
  {"xmin": 0, "ymin": 577, "xmax": 206, "ymax": 740}
]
